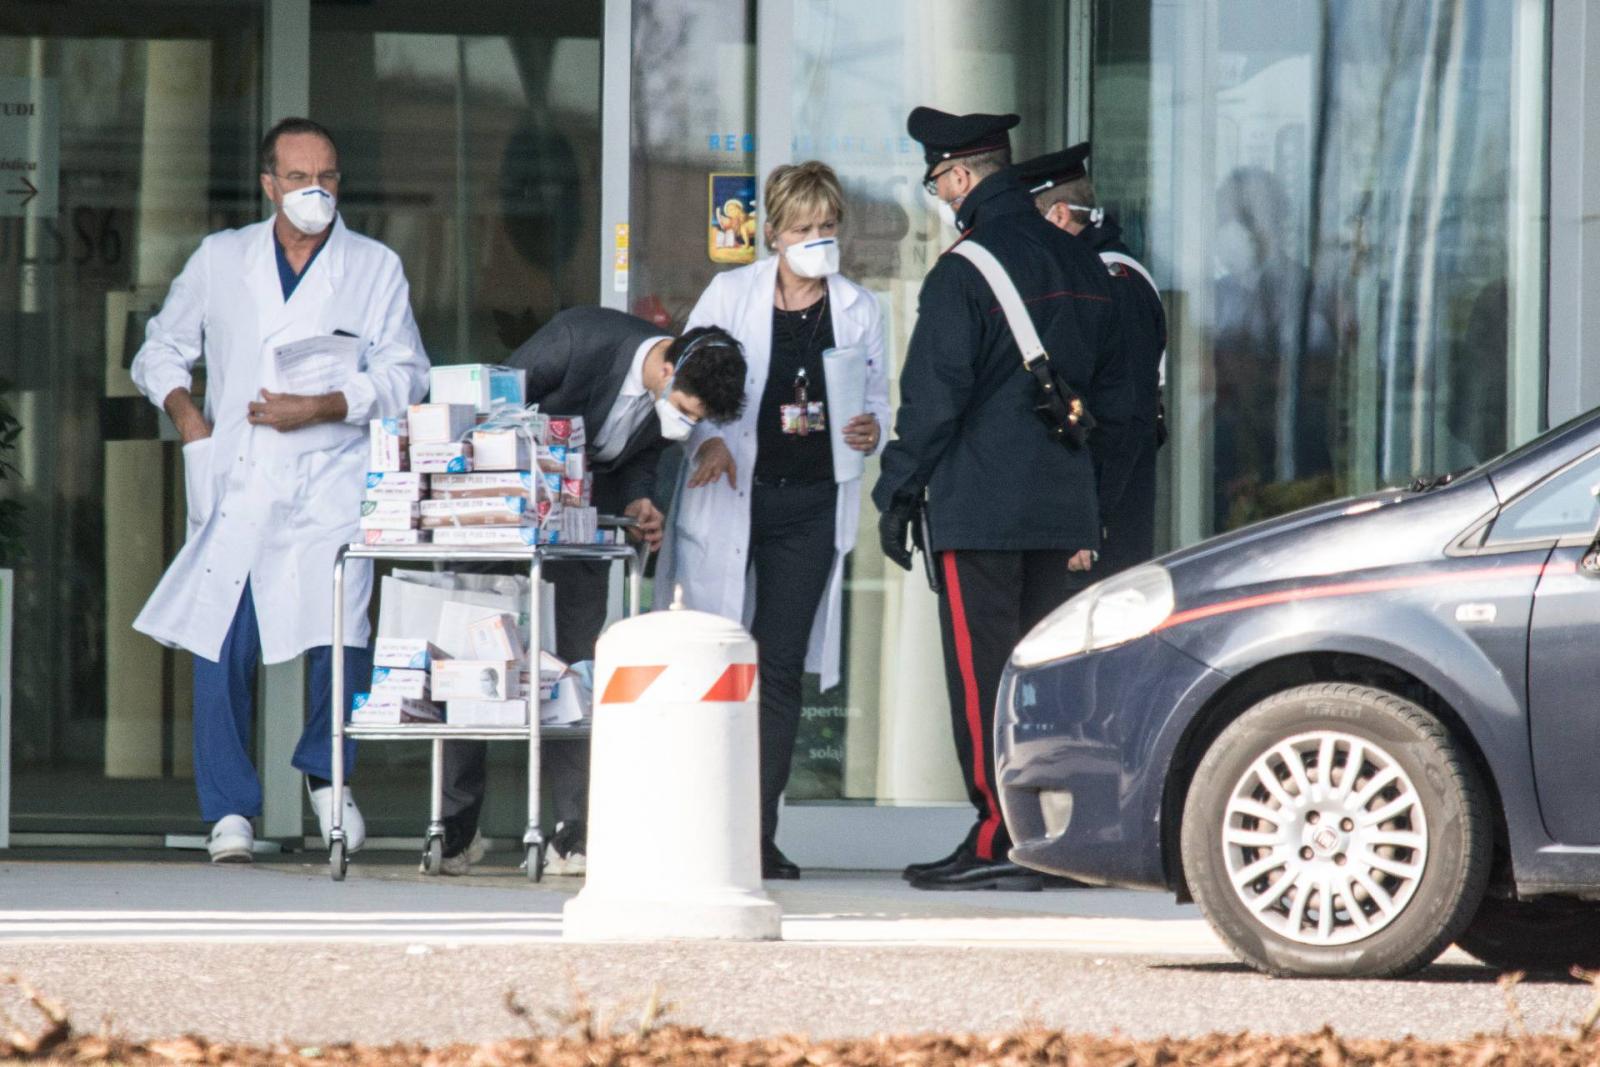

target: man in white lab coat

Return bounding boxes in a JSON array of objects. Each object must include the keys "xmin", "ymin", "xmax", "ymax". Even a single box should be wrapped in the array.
[{"xmin": 131, "ymin": 117, "xmax": 430, "ymax": 863}]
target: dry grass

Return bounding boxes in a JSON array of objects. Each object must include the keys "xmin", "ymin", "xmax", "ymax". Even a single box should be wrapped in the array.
[{"xmin": 8, "ymin": 972, "xmax": 1600, "ymax": 1065}]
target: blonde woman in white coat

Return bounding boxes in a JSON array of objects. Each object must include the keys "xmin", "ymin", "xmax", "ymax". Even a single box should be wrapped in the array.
[{"xmin": 659, "ymin": 162, "xmax": 890, "ymax": 880}]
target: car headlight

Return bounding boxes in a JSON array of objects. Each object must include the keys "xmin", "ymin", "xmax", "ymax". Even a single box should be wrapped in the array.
[{"xmin": 1010, "ymin": 563, "xmax": 1175, "ymax": 668}]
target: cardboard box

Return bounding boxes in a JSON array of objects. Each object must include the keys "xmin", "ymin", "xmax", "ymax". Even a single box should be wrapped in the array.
[
  {"xmin": 429, "ymin": 526, "xmax": 541, "ymax": 546},
  {"xmin": 468, "ymin": 612, "xmax": 525, "ymax": 664},
  {"xmin": 429, "ymin": 472, "xmax": 534, "ymax": 500},
  {"xmin": 545, "ymin": 415, "xmax": 586, "ymax": 450},
  {"xmin": 446, "ymin": 699, "xmax": 529, "ymax": 727},
  {"xmin": 560, "ymin": 477, "xmax": 587, "ymax": 507},
  {"xmin": 350, "ymin": 692, "xmax": 442, "ymax": 725},
  {"xmin": 560, "ymin": 506, "xmax": 598, "ymax": 543},
  {"xmin": 369, "ymin": 666, "xmax": 429, "ymax": 700},
  {"xmin": 419, "ymin": 496, "xmax": 527, "ymax": 527},
  {"xmin": 471, "ymin": 427, "xmax": 531, "ymax": 471},
  {"xmin": 409, "ymin": 442, "xmax": 473, "ymax": 474},
  {"xmin": 369, "ymin": 418, "xmax": 408, "ymax": 472},
  {"xmin": 359, "ymin": 500, "xmax": 419, "ymax": 531},
  {"xmin": 431, "ymin": 659, "xmax": 520, "ymax": 702},
  {"xmin": 374, "ymin": 637, "xmax": 432, "ymax": 670},
  {"xmin": 361, "ymin": 528, "xmax": 427, "ymax": 546},
  {"xmin": 364, "ymin": 471, "xmax": 425, "ymax": 501},
  {"xmin": 407, "ymin": 403, "xmax": 477, "ymax": 445},
  {"xmin": 428, "ymin": 364, "xmax": 527, "ymax": 413},
  {"xmin": 535, "ymin": 444, "xmax": 567, "ymax": 474}
]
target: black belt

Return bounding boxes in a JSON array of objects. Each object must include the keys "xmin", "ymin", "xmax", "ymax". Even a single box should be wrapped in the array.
[{"xmin": 753, "ymin": 476, "xmax": 834, "ymax": 489}]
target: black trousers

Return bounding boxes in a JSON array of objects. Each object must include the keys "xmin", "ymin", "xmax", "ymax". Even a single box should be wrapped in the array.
[
  {"xmin": 936, "ymin": 549, "xmax": 1075, "ymax": 862},
  {"xmin": 1100, "ymin": 439, "xmax": 1158, "ymax": 576},
  {"xmin": 749, "ymin": 480, "xmax": 837, "ymax": 844},
  {"xmin": 439, "ymin": 558, "xmax": 607, "ymax": 855}
]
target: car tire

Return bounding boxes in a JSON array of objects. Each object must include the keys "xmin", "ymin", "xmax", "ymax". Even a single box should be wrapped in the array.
[
  {"xmin": 1180, "ymin": 682, "xmax": 1491, "ymax": 978},
  {"xmin": 1457, "ymin": 896, "xmax": 1600, "ymax": 973}
]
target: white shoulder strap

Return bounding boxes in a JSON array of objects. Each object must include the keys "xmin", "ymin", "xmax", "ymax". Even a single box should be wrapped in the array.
[
  {"xmin": 1098, "ymin": 250, "xmax": 1168, "ymax": 389},
  {"xmin": 949, "ymin": 240, "xmax": 1046, "ymax": 367},
  {"xmin": 1098, "ymin": 250, "xmax": 1158, "ymax": 297}
]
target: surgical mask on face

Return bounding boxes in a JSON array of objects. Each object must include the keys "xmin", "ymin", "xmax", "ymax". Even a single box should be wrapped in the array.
[
  {"xmin": 783, "ymin": 237, "xmax": 840, "ymax": 278},
  {"xmin": 937, "ymin": 198, "xmax": 961, "ymax": 234},
  {"xmin": 280, "ymin": 185, "xmax": 337, "ymax": 235},
  {"xmin": 1067, "ymin": 204, "xmax": 1105, "ymax": 227},
  {"xmin": 655, "ymin": 393, "xmax": 695, "ymax": 441}
]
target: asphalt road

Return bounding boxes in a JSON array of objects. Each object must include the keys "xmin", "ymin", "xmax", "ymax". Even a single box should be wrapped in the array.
[
  {"xmin": 0, "ymin": 941, "xmax": 1589, "ymax": 1046},
  {"xmin": 0, "ymin": 854, "xmax": 1592, "ymax": 1046}
]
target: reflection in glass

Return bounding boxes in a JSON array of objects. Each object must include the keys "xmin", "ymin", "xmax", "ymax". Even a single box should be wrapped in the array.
[{"xmin": 1094, "ymin": 0, "xmax": 1545, "ymax": 535}]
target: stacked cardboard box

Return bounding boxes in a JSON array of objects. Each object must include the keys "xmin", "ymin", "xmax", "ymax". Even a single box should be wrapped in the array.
[{"xmin": 359, "ymin": 366, "xmax": 616, "ymax": 548}]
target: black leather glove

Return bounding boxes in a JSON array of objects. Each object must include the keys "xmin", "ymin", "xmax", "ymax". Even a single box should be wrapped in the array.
[{"xmin": 879, "ymin": 497, "xmax": 917, "ymax": 571}]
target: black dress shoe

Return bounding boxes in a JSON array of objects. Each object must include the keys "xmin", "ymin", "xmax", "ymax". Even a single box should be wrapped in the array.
[
  {"xmin": 910, "ymin": 856, "xmax": 1042, "ymax": 891},
  {"xmin": 762, "ymin": 843, "xmax": 800, "ymax": 880},
  {"xmin": 901, "ymin": 842, "xmax": 970, "ymax": 881}
]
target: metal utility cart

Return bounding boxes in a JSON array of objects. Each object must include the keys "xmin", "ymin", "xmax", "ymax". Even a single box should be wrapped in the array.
[{"xmin": 326, "ymin": 533, "xmax": 641, "ymax": 882}]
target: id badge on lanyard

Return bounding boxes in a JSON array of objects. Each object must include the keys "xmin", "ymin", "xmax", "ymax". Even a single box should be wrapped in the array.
[{"xmin": 779, "ymin": 367, "xmax": 826, "ymax": 435}]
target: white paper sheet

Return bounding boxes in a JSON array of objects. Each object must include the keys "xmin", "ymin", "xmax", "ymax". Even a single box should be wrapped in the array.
[
  {"xmin": 823, "ymin": 345, "xmax": 868, "ymax": 483},
  {"xmin": 273, "ymin": 334, "xmax": 361, "ymax": 395}
]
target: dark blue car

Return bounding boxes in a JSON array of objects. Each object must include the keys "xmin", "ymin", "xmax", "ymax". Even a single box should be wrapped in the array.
[{"xmin": 998, "ymin": 410, "xmax": 1600, "ymax": 978}]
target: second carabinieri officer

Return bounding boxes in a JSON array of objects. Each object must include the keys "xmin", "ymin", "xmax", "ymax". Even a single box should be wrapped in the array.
[
  {"xmin": 1017, "ymin": 142, "xmax": 1167, "ymax": 577},
  {"xmin": 873, "ymin": 108, "xmax": 1130, "ymax": 891}
]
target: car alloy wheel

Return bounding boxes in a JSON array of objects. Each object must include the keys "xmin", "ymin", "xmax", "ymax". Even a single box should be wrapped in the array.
[
  {"xmin": 1221, "ymin": 730, "xmax": 1428, "ymax": 946},
  {"xmin": 1181, "ymin": 682, "xmax": 1490, "ymax": 978}
]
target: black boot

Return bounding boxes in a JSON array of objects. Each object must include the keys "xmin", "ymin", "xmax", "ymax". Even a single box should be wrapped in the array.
[
  {"xmin": 901, "ymin": 842, "xmax": 970, "ymax": 881},
  {"xmin": 910, "ymin": 854, "xmax": 1042, "ymax": 891},
  {"xmin": 762, "ymin": 841, "xmax": 800, "ymax": 880}
]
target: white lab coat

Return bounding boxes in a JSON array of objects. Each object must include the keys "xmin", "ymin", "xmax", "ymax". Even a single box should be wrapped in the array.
[
  {"xmin": 658, "ymin": 256, "xmax": 890, "ymax": 690},
  {"xmin": 131, "ymin": 216, "xmax": 429, "ymax": 664}
]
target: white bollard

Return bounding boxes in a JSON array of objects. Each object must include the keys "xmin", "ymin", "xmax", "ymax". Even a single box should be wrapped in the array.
[{"xmin": 562, "ymin": 601, "xmax": 781, "ymax": 940}]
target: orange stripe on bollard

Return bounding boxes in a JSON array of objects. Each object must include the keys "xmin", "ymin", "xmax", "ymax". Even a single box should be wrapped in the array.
[
  {"xmin": 600, "ymin": 665, "xmax": 667, "ymax": 704},
  {"xmin": 702, "ymin": 663, "xmax": 757, "ymax": 703}
]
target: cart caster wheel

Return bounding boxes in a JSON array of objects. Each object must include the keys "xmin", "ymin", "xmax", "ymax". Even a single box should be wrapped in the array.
[
  {"xmin": 526, "ymin": 843, "xmax": 545, "ymax": 883},
  {"xmin": 329, "ymin": 840, "xmax": 348, "ymax": 882},
  {"xmin": 421, "ymin": 835, "xmax": 444, "ymax": 876}
]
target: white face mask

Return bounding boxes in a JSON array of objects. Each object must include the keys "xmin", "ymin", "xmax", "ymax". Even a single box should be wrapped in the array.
[
  {"xmin": 655, "ymin": 393, "xmax": 696, "ymax": 441},
  {"xmin": 280, "ymin": 185, "xmax": 337, "ymax": 235},
  {"xmin": 937, "ymin": 198, "xmax": 961, "ymax": 234},
  {"xmin": 783, "ymin": 236, "xmax": 840, "ymax": 278}
]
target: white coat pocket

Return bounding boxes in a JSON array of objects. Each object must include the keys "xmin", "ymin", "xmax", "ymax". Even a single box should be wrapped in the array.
[{"xmin": 182, "ymin": 436, "xmax": 217, "ymax": 539}]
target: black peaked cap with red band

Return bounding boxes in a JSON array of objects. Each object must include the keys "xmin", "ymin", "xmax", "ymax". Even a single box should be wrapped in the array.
[
  {"xmin": 907, "ymin": 107, "xmax": 1021, "ymax": 183},
  {"xmin": 1015, "ymin": 142, "xmax": 1091, "ymax": 195}
]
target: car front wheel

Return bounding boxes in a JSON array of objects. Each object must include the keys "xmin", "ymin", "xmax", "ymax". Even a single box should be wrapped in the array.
[{"xmin": 1180, "ymin": 683, "xmax": 1491, "ymax": 978}]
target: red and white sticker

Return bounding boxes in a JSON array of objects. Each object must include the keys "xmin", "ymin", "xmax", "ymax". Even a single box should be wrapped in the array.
[{"xmin": 598, "ymin": 662, "xmax": 758, "ymax": 705}]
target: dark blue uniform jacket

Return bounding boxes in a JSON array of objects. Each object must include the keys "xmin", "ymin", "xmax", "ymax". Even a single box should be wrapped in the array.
[
  {"xmin": 1080, "ymin": 219, "xmax": 1166, "ymax": 561},
  {"xmin": 873, "ymin": 170, "xmax": 1128, "ymax": 553}
]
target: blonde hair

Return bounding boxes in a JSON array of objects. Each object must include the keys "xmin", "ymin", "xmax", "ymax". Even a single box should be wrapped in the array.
[{"xmin": 764, "ymin": 161, "xmax": 845, "ymax": 249}]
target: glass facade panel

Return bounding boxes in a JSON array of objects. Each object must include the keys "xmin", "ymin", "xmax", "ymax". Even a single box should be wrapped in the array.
[
  {"xmin": 1, "ymin": 1, "xmax": 263, "ymax": 833},
  {"xmin": 1092, "ymin": 0, "xmax": 1548, "ymax": 538},
  {"xmin": 781, "ymin": 1, "xmax": 1070, "ymax": 806},
  {"xmin": 307, "ymin": 0, "xmax": 602, "ymax": 839}
]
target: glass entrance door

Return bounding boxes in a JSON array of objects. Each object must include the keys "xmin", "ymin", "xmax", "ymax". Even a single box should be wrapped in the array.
[{"xmin": 0, "ymin": 1, "xmax": 264, "ymax": 834}]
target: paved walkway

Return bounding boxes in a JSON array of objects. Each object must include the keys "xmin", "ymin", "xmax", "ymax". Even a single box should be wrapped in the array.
[
  {"xmin": 3, "ymin": 850, "xmax": 1576, "ymax": 1045},
  {"xmin": 0, "ymin": 850, "xmax": 1220, "ymax": 951}
]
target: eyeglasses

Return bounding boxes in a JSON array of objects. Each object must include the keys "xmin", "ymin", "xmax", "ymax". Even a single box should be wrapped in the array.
[
  {"xmin": 922, "ymin": 164, "xmax": 956, "ymax": 196},
  {"xmin": 272, "ymin": 170, "xmax": 341, "ymax": 190}
]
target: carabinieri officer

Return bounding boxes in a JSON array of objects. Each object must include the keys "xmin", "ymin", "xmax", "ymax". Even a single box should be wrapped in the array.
[
  {"xmin": 874, "ymin": 108, "xmax": 1130, "ymax": 891},
  {"xmin": 1017, "ymin": 143, "xmax": 1167, "ymax": 576}
]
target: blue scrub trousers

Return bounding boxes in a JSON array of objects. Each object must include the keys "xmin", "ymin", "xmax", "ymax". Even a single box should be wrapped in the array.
[{"xmin": 191, "ymin": 581, "xmax": 372, "ymax": 822}]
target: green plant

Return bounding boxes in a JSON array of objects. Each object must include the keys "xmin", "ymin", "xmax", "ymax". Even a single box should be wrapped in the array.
[{"xmin": 0, "ymin": 378, "xmax": 25, "ymax": 567}]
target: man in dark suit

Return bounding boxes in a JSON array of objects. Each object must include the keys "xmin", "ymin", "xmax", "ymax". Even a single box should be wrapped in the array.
[{"xmin": 438, "ymin": 309, "xmax": 747, "ymax": 874}]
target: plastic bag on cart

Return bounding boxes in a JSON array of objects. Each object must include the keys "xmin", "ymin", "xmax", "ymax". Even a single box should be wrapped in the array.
[
  {"xmin": 538, "ymin": 652, "xmax": 590, "ymax": 725},
  {"xmin": 376, "ymin": 570, "xmax": 557, "ymax": 657}
]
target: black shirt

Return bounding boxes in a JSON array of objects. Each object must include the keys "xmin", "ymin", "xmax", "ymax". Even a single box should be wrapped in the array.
[{"xmin": 755, "ymin": 294, "xmax": 836, "ymax": 484}]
